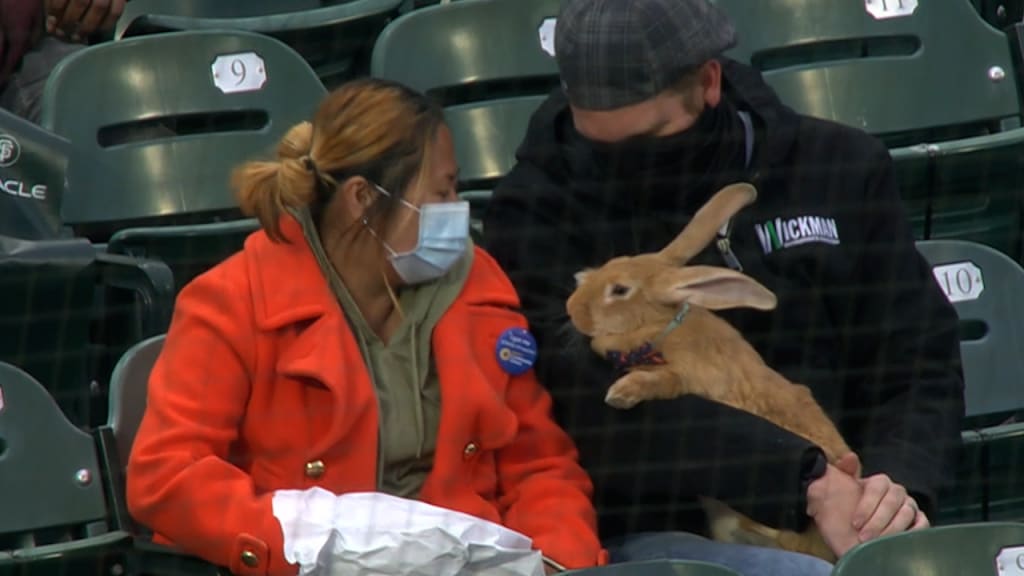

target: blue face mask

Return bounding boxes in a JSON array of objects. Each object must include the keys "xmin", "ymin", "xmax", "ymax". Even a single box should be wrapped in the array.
[{"xmin": 367, "ymin": 184, "xmax": 470, "ymax": 285}]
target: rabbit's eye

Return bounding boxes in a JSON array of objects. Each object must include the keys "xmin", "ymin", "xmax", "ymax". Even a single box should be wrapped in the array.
[{"xmin": 609, "ymin": 284, "xmax": 631, "ymax": 298}]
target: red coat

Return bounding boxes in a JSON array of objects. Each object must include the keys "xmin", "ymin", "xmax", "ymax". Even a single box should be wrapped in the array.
[{"xmin": 126, "ymin": 216, "xmax": 607, "ymax": 576}]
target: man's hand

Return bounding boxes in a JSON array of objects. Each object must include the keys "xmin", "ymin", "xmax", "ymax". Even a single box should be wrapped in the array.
[
  {"xmin": 806, "ymin": 452, "xmax": 864, "ymax": 557},
  {"xmin": 852, "ymin": 472, "xmax": 930, "ymax": 542},
  {"xmin": 45, "ymin": 0, "xmax": 126, "ymax": 42}
]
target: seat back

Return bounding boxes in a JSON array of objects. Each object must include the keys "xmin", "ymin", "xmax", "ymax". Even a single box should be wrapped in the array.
[
  {"xmin": 107, "ymin": 335, "xmax": 164, "ymax": 469},
  {"xmin": 371, "ymin": 0, "xmax": 560, "ymax": 98},
  {"xmin": 916, "ymin": 239, "xmax": 1024, "ymax": 420},
  {"xmin": 107, "ymin": 219, "xmax": 259, "ymax": 294},
  {"xmin": 713, "ymin": 0, "xmax": 1022, "ymax": 140},
  {"xmin": 832, "ymin": 522, "xmax": 1024, "ymax": 576},
  {"xmin": 0, "ymin": 109, "xmax": 71, "ymax": 240},
  {"xmin": 116, "ymin": 0, "xmax": 404, "ymax": 88},
  {"xmin": 41, "ymin": 30, "xmax": 325, "ymax": 233},
  {"xmin": 0, "ymin": 363, "xmax": 109, "ymax": 542},
  {"xmin": 0, "ymin": 236, "xmax": 97, "ymax": 425},
  {"xmin": 372, "ymin": 0, "xmax": 561, "ymax": 230}
]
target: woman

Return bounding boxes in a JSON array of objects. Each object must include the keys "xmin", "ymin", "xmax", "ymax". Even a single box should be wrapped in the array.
[{"xmin": 126, "ymin": 79, "xmax": 606, "ymax": 576}]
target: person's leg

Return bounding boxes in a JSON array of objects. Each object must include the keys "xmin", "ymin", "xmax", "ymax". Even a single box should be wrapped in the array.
[
  {"xmin": 0, "ymin": 37, "xmax": 82, "ymax": 124},
  {"xmin": 606, "ymin": 532, "xmax": 833, "ymax": 576}
]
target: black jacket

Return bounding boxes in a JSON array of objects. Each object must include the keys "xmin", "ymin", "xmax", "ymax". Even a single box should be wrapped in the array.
[{"xmin": 483, "ymin": 60, "xmax": 965, "ymax": 539}]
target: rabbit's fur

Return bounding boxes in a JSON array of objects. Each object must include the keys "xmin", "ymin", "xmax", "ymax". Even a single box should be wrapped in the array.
[{"xmin": 565, "ymin": 183, "xmax": 856, "ymax": 562}]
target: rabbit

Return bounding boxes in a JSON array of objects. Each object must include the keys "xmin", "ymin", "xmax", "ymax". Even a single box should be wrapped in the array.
[{"xmin": 565, "ymin": 182, "xmax": 858, "ymax": 562}]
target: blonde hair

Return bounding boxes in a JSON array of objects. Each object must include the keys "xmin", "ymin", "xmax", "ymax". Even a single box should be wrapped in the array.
[{"xmin": 232, "ymin": 78, "xmax": 445, "ymax": 241}]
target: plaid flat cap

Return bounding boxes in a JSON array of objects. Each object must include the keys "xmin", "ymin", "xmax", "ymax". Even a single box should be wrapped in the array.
[{"xmin": 555, "ymin": 0, "xmax": 737, "ymax": 110}]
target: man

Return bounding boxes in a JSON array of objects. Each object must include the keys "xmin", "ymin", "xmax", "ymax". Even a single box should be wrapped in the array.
[
  {"xmin": 1, "ymin": 0, "xmax": 124, "ymax": 123},
  {"xmin": 483, "ymin": 0, "xmax": 965, "ymax": 574}
]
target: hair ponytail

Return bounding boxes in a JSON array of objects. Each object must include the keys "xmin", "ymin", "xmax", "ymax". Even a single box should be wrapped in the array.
[
  {"xmin": 232, "ymin": 122, "xmax": 317, "ymax": 242},
  {"xmin": 232, "ymin": 80, "xmax": 444, "ymax": 242}
]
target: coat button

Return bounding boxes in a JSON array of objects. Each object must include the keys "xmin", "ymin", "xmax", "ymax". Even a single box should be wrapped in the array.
[
  {"xmin": 240, "ymin": 550, "xmax": 259, "ymax": 568},
  {"xmin": 305, "ymin": 460, "xmax": 326, "ymax": 479},
  {"xmin": 463, "ymin": 442, "xmax": 478, "ymax": 459}
]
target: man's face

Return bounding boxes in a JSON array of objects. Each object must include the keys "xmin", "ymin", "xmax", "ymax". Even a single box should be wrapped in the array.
[{"xmin": 570, "ymin": 60, "xmax": 722, "ymax": 143}]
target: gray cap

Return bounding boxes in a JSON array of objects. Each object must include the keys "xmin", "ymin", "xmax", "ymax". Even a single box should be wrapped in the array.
[{"xmin": 555, "ymin": 0, "xmax": 737, "ymax": 111}]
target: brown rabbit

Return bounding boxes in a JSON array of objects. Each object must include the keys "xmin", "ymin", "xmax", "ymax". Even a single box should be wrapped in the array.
[{"xmin": 565, "ymin": 182, "xmax": 857, "ymax": 562}]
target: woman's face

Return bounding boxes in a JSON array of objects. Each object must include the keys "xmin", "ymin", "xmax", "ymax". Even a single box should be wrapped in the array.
[{"xmin": 380, "ymin": 124, "xmax": 460, "ymax": 254}]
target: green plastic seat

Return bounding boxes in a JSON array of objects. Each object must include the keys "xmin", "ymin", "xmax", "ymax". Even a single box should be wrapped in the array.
[
  {"xmin": 916, "ymin": 240, "xmax": 1024, "ymax": 420},
  {"xmin": 371, "ymin": 0, "xmax": 562, "ymax": 237},
  {"xmin": 564, "ymin": 560, "xmax": 740, "ymax": 576},
  {"xmin": 917, "ymin": 240, "xmax": 1024, "ymax": 523},
  {"xmin": 40, "ymin": 29, "xmax": 325, "ymax": 239},
  {"xmin": 0, "ymin": 236, "xmax": 173, "ymax": 427},
  {"xmin": 935, "ymin": 430, "xmax": 987, "ymax": 525},
  {"xmin": 982, "ymin": 423, "xmax": 1024, "ymax": 522},
  {"xmin": 0, "ymin": 362, "xmax": 131, "ymax": 575},
  {"xmin": 115, "ymin": 0, "xmax": 404, "ymax": 88},
  {"xmin": 107, "ymin": 219, "xmax": 259, "ymax": 294},
  {"xmin": 713, "ymin": 0, "xmax": 1024, "ymax": 259},
  {"xmin": 93, "ymin": 334, "xmax": 228, "ymax": 576},
  {"xmin": 890, "ymin": 145, "xmax": 932, "ymax": 240},
  {"xmin": 107, "ymin": 335, "xmax": 165, "ymax": 470},
  {"xmin": 926, "ymin": 130, "xmax": 1024, "ymax": 258},
  {"xmin": 0, "ymin": 109, "xmax": 71, "ymax": 240},
  {"xmin": 832, "ymin": 522, "xmax": 1024, "ymax": 576}
]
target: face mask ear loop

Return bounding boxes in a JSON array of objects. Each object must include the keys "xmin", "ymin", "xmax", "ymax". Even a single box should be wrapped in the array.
[
  {"xmin": 363, "ymin": 214, "xmax": 405, "ymax": 319},
  {"xmin": 381, "ymin": 266, "xmax": 405, "ymax": 321}
]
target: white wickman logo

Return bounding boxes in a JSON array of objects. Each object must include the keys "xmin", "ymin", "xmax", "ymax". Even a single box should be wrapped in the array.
[{"xmin": 0, "ymin": 135, "xmax": 20, "ymax": 168}]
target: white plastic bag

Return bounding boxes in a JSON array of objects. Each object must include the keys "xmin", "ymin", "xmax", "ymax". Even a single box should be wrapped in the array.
[{"xmin": 272, "ymin": 488, "xmax": 545, "ymax": 576}]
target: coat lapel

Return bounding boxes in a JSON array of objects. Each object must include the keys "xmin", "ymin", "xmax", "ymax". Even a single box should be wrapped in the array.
[
  {"xmin": 245, "ymin": 215, "xmax": 377, "ymax": 457},
  {"xmin": 431, "ymin": 251, "xmax": 525, "ymax": 468}
]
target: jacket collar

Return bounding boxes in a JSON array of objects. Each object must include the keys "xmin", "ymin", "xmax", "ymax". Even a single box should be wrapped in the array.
[
  {"xmin": 240, "ymin": 213, "xmax": 523, "ymax": 455},
  {"xmin": 243, "ymin": 212, "xmax": 522, "ymax": 333},
  {"xmin": 246, "ymin": 214, "xmax": 339, "ymax": 331}
]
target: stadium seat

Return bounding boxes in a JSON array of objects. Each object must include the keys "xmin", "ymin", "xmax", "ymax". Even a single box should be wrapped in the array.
[
  {"xmin": 0, "ymin": 362, "xmax": 131, "ymax": 575},
  {"xmin": 93, "ymin": 334, "xmax": 223, "ymax": 576},
  {"xmin": 40, "ymin": 29, "xmax": 326, "ymax": 239},
  {"xmin": 917, "ymin": 239, "xmax": 1024, "ymax": 523},
  {"xmin": 0, "ymin": 236, "xmax": 173, "ymax": 427},
  {"xmin": 916, "ymin": 240, "xmax": 1024, "ymax": 420},
  {"xmin": 106, "ymin": 334, "xmax": 164, "ymax": 471},
  {"xmin": 107, "ymin": 219, "xmax": 260, "ymax": 294},
  {"xmin": 713, "ymin": 0, "xmax": 1024, "ymax": 261},
  {"xmin": 935, "ymin": 430, "xmax": 987, "ymax": 525},
  {"xmin": 0, "ymin": 109, "xmax": 71, "ymax": 240},
  {"xmin": 371, "ymin": 0, "xmax": 562, "ymax": 239},
  {"xmin": 115, "ymin": 0, "xmax": 404, "ymax": 88},
  {"xmin": 831, "ymin": 522, "xmax": 1024, "ymax": 576},
  {"xmin": 565, "ymin": 560, "xmax": 741, "ymax": 576}
]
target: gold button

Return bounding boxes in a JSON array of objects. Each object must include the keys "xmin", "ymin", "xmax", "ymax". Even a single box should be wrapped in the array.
[
  {"xmin": 305, "ymin": 460, "xmax": 326, "ymax": 479},
  {"xmin": 463, "ymin": 442, "xmax": 478, "ymax": 459},
  {"xmin": 240, "ymin": 550, "xmax": 259, "ymax": 568}
]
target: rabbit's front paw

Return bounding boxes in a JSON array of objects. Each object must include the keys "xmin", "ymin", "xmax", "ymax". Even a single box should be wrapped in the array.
[{"xmin": 605, "ymin": 372, "xmax": 654, "ymax": 409}]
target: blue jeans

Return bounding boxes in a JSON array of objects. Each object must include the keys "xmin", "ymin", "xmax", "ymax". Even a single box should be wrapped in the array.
[{"xmin": 606, "ymin": 532, "xmax": 833, "ymax": 576}]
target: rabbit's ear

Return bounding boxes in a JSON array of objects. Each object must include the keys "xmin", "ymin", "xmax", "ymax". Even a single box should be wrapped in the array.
[
  {"xmin": 574, "ymin": 270, "xmax": 592, "ymax": 287},
  {"xmin": 652, "ymin": 265, "xmax": 777, "ymax": 311},
  {"xmin": 659, "ymin": 183, "xmax": 757, "ymax": 264}
]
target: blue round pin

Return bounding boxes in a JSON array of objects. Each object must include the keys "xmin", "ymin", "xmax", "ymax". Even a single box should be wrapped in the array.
[{"xmin": 495, "ymin": 327, "xmax": 538, "ymax": 376}]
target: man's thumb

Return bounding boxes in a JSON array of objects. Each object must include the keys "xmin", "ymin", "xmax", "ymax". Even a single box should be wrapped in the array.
[{"xmin": 836, "ymin": 452, "xmax": 861, "ymax": 476}]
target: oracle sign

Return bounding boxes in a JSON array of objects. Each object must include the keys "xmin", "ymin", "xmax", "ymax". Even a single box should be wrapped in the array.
[{"xmin": 0, "ymin": 134, "xmax": 46, "ymax": 201}]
